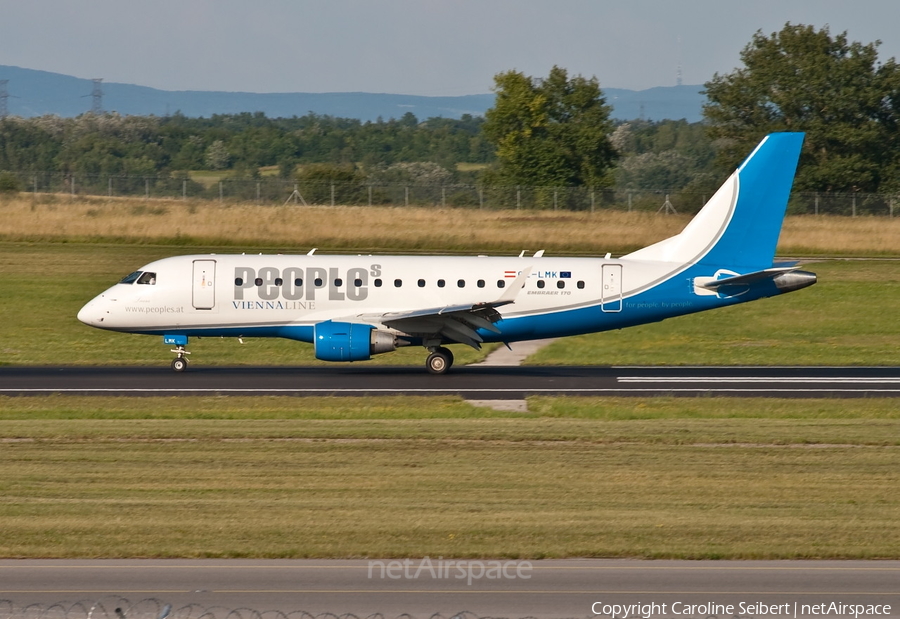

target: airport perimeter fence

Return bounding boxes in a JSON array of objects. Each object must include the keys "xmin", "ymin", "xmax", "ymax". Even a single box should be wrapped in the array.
[
  {"xmin": 3, "ymin": 171, "xmax": 900, "ymax": 217},
  {"xmin": 0, "ymin": 599, "xmax": 534, "ymax": 619}
]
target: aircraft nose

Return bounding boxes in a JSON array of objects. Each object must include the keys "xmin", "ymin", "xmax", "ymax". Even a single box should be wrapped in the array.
[
  {"xmin": 77, "ymin": 302, "xmax": 94, "ymax": 325},
  {"xmin": 77, "ymin": 298, "xmax": 106, "ymax": 326}
]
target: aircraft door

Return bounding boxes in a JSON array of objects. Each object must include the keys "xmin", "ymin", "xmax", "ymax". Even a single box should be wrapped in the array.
[
  {"xmin": 601, "ymin": 263, "xmax": 622, "ymax": 312},
  {"xmin": 192, "ymin": 259, "xmax": 216, "ymax": 310}
]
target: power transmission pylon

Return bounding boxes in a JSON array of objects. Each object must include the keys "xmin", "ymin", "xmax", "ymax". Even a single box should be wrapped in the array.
[
  {"xmin": 89, "ymin": 78, "xmax": 103, "ymax": 114},
  {"xmin": 0, "ymin": 80, "xmax": 9, "ymax": 119},
  {"xmin": 676, "ymin": 35, "xmax": 683, "ymax": 86}
]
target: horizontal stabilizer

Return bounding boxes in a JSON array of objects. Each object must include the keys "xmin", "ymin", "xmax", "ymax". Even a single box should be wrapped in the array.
[{"xmin": 699, "ymin": 267, "xmax": 798, "ymax": 291}]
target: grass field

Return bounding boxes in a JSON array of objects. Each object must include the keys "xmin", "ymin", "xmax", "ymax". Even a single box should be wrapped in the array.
[{"xmin": 0, "ymin": 396, "xmax": 896, "ymax": 559}]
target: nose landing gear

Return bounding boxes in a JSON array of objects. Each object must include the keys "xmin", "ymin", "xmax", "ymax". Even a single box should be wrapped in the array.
[
  {"xmin": 170, "ymin": 348, "xmax": 190, "ymax": 372},
  {"xmin": 164, "ymin": 335, "xmax": 191, "ymax": 372}
]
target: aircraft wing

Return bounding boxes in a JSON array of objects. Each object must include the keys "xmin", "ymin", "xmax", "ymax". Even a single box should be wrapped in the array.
[{"xmin": 357, "ymin": 267, "xmax": 531, "ymax": 349}]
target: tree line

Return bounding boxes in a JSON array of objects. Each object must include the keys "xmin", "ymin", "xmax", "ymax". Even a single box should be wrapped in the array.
[
  {"xmin": 0, "ymin": 111, "xmax": 493, "ymax": 181},
  {"xmin": 0, "ymin": 107, "xmax": 708, "ymax": 192},
  {"xmin": 2, "ymin": 23, "xmax": 899, "ymax": 196}
]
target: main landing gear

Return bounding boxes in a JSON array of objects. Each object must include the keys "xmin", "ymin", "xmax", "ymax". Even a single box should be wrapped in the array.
[{"xmin": 426, "ymin": 346, "xmax": 454, "ymax": 375}]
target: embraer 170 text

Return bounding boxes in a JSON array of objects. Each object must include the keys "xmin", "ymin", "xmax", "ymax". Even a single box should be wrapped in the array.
[{"xmin": 78, "ymin": 132, "xmax": 816, "ymax": 374}]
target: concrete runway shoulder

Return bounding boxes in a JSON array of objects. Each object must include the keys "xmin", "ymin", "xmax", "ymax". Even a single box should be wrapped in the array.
[{"xmin": 1, "ymin": 559, "xmax": 898, "ymax": 618}]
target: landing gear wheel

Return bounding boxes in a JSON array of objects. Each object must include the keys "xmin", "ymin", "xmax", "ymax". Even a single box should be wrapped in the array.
[
  {"xmin": 435, "ymin": 346, "xmax": 454, "ymax": 369},
  {"xmin": 171, "ymin": 357, "xmax": 188, "ymax": 372},
  {"xmin": 426, "ymin": 350, "xmax": 451, "ymax": 375}
]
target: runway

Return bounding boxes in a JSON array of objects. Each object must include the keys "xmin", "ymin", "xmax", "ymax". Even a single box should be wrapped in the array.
[
  {"xmin": 2, "ymin": 365, "xmax": 900, "ymax": 398},
  {"xmin": 0, "ymin": 559, "xmax": 898, "ymax": 618}
]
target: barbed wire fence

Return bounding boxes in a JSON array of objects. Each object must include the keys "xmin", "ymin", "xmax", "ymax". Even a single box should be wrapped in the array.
[
  {"xmin": 0, "ymin": 599, "xmax": 544, "ymax": 619},
  {"xmin": 2, "ymin": 171, "xmax": 899, "ymax": 217}
]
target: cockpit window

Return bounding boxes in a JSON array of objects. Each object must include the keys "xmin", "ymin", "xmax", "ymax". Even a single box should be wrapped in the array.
[
  {"xmin": 137, "ymin": 272, "xmax": 157, "ymax": 285},
  {"xmin": 119, "ymin": 271, "xmax": 142, "ymax": 284}
]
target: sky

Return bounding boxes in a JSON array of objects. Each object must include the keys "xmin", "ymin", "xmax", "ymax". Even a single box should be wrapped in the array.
[{"xmin": 1, "ymin": 0, "xmax": 899, "ymax": 95}]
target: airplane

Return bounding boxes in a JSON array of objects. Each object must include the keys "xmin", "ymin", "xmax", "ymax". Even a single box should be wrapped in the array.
[{"xmin": 78, "ymin": 132, "xmax": 816, "ymax": 374}]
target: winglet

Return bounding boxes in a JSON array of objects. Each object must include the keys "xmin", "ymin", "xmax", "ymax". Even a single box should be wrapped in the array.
[{"xmin": 496, "ymin": 266, "xmax": 532, "ymax": 305}]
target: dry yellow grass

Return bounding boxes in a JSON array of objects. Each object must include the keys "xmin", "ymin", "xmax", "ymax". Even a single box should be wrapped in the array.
[
  {"xmin": 2, "ymin": 193, "xmax": 899, "ymax": 254},
  {"xmin": 0, "ymin": 194, "xmax": 684, "ymax": 253},
  {"xmin": 779, "ymin": 214, "xmax": 900, "ymax": 255}
]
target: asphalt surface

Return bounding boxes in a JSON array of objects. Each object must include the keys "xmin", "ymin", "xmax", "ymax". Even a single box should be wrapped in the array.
[
  {"xmin": 3, "ymin": 365, "xmax": 900, "ymax": 398},
  {"xmin": 0, "ymin": 559, "xmax": 898, "ymax": 618}
]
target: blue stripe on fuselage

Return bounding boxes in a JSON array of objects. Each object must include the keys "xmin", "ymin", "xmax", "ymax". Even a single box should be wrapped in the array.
[
  {"xmin": 137, "ymin": 266, "xmax": 782, "ymax": 345},
  {"xmin": 484, "ymin": 267, "xmax": 780, "ymax": 342}
]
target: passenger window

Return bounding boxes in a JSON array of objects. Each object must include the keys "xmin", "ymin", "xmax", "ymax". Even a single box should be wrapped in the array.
[
  {"xmin": 137, "ymin": 272, "xmax": 156, "ymax": 285},
  {"xmin": 437, "ymin": 279, "xmax": 445, "ymax": 288},
  {"xmin": 537, "ymin": 280, "xmax": 545, "ymax": 289},
  {"xmin": 119, "ymin": 271, "xmax": 142, "ymax": 284},
  {"xmin": 275, "ymin": 278, "xmax": 283, "ymax": 286},
  {"xmin": 295, "ymin": 278, "xmax": 303, "ymax": 286},
  {"xmin": 557, "ymin": 280, "xmax": 565, "ymax": 289},
  {"xmin": 497, "ymin": 280, "xmax": 505, "ymax": 288},
  {"xmin": 457, "ymin": 279, "xmax": 465, "ymax": 288},
  {"xmin": 255, "ymin": 278, "xmax": 263, "ymax": 286},
  {"xmin": 577, "ymin": 280, "xmax": 585, "ymax": 289},
  {"xmin": 477, "ymin": 280, "xmax": 485, "ymax": 288},
  {"xmin": 374, "ymin": 279, "xmax": 382, "ymax": 287},
  {"xmin": 394, "ymin": 279, "xmax": 403, "ymax": 287},
  {"xmin": 314, "ymin": 278, "xmax": 323, "ymax": 286},
  {"xmin": 418, "ymin": 279, "xmax": 426, "ymax": 287},
  {"xmin": 354, "ymin": 278, "xmax": 363, "ymax": 287},
  {"xmin": 235, "ymin": 277, "xmax": 244, "ymax": 286},
  {"xmin": 335, "ymin": 278, "xmax": 343, "ymax": 287}
]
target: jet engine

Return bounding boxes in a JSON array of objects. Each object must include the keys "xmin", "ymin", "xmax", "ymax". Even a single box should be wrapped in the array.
[{"xmin": 313, "ymin": 320, "xmax": 397, "ymax": 362}]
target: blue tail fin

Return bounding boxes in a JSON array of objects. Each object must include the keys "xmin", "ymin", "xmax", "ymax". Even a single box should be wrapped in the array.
[{"xmin": 623, "ymin": 132, "xmax": 805, "ymax": 270}]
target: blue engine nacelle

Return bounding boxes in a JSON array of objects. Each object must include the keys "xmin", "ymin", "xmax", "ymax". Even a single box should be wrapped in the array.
[{"xmin": 313, "ymin": 320, "xmax": 397, "ymax": 362}]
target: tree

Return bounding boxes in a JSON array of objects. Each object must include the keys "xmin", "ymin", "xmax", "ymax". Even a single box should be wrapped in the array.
[
  {"xmin": 0, "ymin": 171, "xmax": 22, "ymax": 193},
  {"xmin": 204, "ymin": 140, "xmax": 231, "ymax": 170},
  {"xmin": 482, "ymin": 66, "xmax": 617, "ymax": 187},
  {"xmin": 610, "ymin": 121, "xmax": 718, "ymax": 195},
  {"xmin": 295, "ymin": 163, "xmax": 366, "ymax": 204},
  {"xmin": 366, "ymin": 161, "xmax": 454, "ymax": 186},
  {"xmin": 616, "ymin": 151, "xmax": 695, "ymax": 191},
  {"xmin": 704, "ymin": 23, "xmax": 900, "ymax": 193}
]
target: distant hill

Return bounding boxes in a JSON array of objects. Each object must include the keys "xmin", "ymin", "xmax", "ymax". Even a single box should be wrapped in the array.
[
  {"xmin": 0, "ymin": 65, "xmax": 706, "ymax": 122},
  {"xmin": 603, "ymin": 85, "xmax": 706, "ymax": 123}
]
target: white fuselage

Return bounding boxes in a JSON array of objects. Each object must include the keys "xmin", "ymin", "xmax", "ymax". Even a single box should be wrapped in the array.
[{"xmin": 77, "ymin": 253, "xmax": 668, "ymax": 343}]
